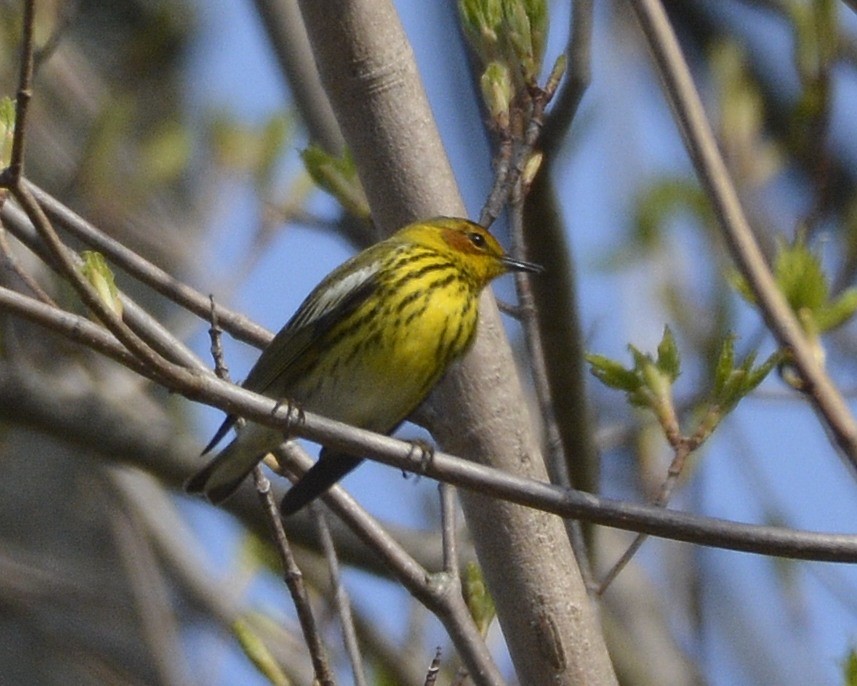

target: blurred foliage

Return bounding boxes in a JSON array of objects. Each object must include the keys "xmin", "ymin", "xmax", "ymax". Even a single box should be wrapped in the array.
[
  {"xmin": 788, "ymin": 0, "xmax": 837, "ymax": 154},
  {"xmin": 0, "ymin": 95, "xmax": 13, "ymax": 168},
  {"xmin": 844, "ymin": 646, "xmax": 857, "ymax": 686},
  {"xmin": 234, "ymin": 616, "xmax": 290, "ymax": 686},
  {"xmin": 209, "ymin": 111, "xmax": 292, "ymax": 188},
  {"xmin": 733, "ymin": 240, "xmax": 857, "ymax": 338},
  {"xmin": 710, "ymin": 39, "xmax": 782, "ymax": 187},
  {"xmin": 0, "ymin": 2, "xmax": 208, "ymax": 684},
  {"xmin": 301, "ymin": 144, "xmax": 370, "ymax": 220}
]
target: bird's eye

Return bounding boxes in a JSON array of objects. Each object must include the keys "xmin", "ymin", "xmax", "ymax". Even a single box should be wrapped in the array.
[{"xmin": 467, "ymin": 231, "xmax": 486, "ymax": 249}]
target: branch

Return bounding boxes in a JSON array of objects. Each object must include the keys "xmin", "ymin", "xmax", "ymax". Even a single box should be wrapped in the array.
[
  {"xmin": 3, "ymin": 284, "xmax": 857, "ymax": 564},
  {"xmin": 541, "ymin": 0, "xmax": 593, "ymax": 149},
  {"xmin": 1, "ymin": 201, "xmax": 210, "ymax": 372},
  {"xmin": 250, "ymin": 0, "xmax": 344, "ymax": 154},
  {"xmin": 276, "ymin": 444, "xmax": 506, "ymax": 686},
  {"xmin": 8, "ymin": 0, "xmax": 35, "ymax": 178},
  {"xmin": 23, "ymin": 181, "xmax": 271, "ymax": 348}
]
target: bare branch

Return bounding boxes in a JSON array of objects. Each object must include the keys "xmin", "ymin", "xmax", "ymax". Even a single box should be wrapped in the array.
[
  {"xmin": 25, "ymin": 181, "xmax": 271, "ymax": 348},
  {"xmin": 314, "ymin": 506, "xmax": 368, "ymax": 686},
  {"xmin": 7, "ymin": 0, "xmax": 35, "ymax": 179},
  {"xmin": 253, "ymin": 468, "xmax": 336, "ymax": 686},
  {"xmin": 3, "ymin": 283, "xmax": 857, "ymax": 563}
]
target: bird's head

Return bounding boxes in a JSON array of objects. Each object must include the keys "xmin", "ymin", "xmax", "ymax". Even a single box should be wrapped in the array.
[{"xmin": 395, "ymin": 217, "xmax": 542, "ymax": 286}]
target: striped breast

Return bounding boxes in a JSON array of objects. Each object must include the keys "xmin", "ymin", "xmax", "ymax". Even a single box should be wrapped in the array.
[{"xmin": 290, "ymin": 245, "xmax": 481, "ymax": 433}]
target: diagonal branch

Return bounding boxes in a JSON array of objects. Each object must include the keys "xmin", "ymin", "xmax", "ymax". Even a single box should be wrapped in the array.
[
  {"xmin": 3, "ymin": 284, "xmax": 857, "ymax": 564},
  {"xmin": 629, "ymin": 0, "xmax": 857, "ymax": 469}
]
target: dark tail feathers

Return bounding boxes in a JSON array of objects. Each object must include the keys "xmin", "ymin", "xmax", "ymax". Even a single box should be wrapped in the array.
[{"xmin": 280, "ymin": 450, "xmax": 362, "ymax": 516}]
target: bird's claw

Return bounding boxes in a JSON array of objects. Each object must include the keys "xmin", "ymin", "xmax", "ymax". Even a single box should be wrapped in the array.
[{"xmin": 272, "ymin": 398, "xmax": 306, "ymax": 435}]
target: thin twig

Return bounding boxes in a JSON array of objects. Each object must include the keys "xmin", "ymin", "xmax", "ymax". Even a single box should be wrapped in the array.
[
  {"xmin": 597, "ymin": 439, "xmax": 694, "ymax": 595},
  {"xmin": 7, "ymin": 0, "xmax": 36, "ymax": 179},
  {"xmin": 478, "ymin": 75, "xmax": 561, "ymax": 229},
  {"xmin": 509, "ymin": 199, "xmax": 595, "ymax": 589},
  {"xmin": 541, "ymin": 0, "xmax": 593, "ymax": 150},
  {"xmin": 108, "ymin": 489, "xmax": 194, "ymax": 686},
  {"xmin": 440, "ymin": 482, "xmax": 459, "ymax": 576},
  {"xmin": 479, "ymin": 127, "xmax": 514, "ymax": 227},
  {"xmin": 7, "ymin": 172, "xmax": 180, "ymax": 385},
  {"xmin": 424, "ymin": 647, "xmax": 442, "ymax": 686},
  {"xmin": 1, "ymin": 201, "xmax": 209, "ymax": 372},
  {"xmin": 274, "ymin": 445, "xmax": 507, "ymax": 686},
  {"xmin": 0, "ymin": 221, "xmax": 56, "ymax": 305},
  {"xmin": 500, "ymin": 48, "xmax": 597, "ymax": 585},
  {"xmin": 313, "ymin": 504, "xmax": 368, "ymax": 686},
  {"xmin": 206, "ymin": 302, "xmax": 334, "ymax": 684},
  {"xmin": 254, "ymin": 468, "xmax": 336, "ymax": 686}
]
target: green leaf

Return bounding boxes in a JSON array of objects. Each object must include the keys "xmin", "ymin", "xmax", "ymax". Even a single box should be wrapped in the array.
[
  {"xmin": 585, "ymin": 353, "xmax": 641, "ymax": 393},
  {"xmin": 79, "ymin": 251, "xmax": 123, "ymax": 318},
  {"xmin": 710, "ymin": 335, "xmax": 778, "ymax": 411},
  {"xmin": 774, "ymin": 240, "xmax": 828, "ymax": 311},
  {"xmin": 743, "ymin": 350, "xmax": 781, "ymax": 393},
  {"xmin": 656, "ymin": 325, "xmax": 680, "ymax": 380},
  {"xmin": 816, "ymin": 287, "xmax": 857, "ymax": 332},
  {"xmin": 733, "ymin": 240, "xmax": 857, "ymax": 335},
  {"xmin": 0, "ymin": 96, "xmax": 14, "ymax": 169},
  {"xmin": 502, "ymin": 0, "xmax": 547, "ymax": 80},
  {"xmin": 588, "ymin": 337, "xmax": 677, "ymax": 411},
  {"xmin": 481, "ymin": 61, "xmax": 513, "ymax": 126},
  {"xmin": 520, "ymin": 0, "xmax": 548, "ymax": 71},
  {"xmin": 460, "ymin": 0, "xmax": 548, "ymax": 84},
  {"xmin": 713, "ymin": 334, "xmax": 736, "ymax": 396},
  {"xmin": 459, "ymin": 0, "xmax": 503, "ymax": 62},
  {"xmin": 589, "ymin": 331, "xmax": 684, "ymax": 435},
  {"xmin": 463, "ymin": 562, "xmax": 496, "ymax": 636}
]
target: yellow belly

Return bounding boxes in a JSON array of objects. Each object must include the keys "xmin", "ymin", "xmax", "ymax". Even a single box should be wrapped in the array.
[{"xmin": 292, "ymin": 280, "xmax": 478, "ymax": 432}]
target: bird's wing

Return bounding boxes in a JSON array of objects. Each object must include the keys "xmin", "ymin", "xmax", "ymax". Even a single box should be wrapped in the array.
[
  {"xmin": 242, "ymin": 258, "xmax": 383, "ymax": 395},
  {"xmin": 200, "ymin": 250, "xmax": 385, "ymax": 455}
]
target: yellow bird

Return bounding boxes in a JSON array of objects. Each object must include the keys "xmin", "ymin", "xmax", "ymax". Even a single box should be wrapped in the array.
[{"xmin": 186, "ymin": 217, "xmax": 541, "ymax": 515}]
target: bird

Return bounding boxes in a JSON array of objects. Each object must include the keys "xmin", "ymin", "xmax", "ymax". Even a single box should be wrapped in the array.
[{"xmin": 185, "ymin": 216, "xmax": 541, "ymax": 515}]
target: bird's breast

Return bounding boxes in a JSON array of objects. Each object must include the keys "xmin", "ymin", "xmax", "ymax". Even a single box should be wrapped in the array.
[{"xmin": 294, "ymin": 277, "xmax": 480, "ymax": 432}]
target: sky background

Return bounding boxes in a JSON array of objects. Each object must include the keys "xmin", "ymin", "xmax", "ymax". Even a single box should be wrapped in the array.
[{"xmin": 178, "ymin": 2, "xmax": 857, "ymax": 684}]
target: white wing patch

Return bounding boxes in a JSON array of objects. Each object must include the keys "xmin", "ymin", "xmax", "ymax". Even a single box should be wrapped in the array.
[{"xmin": 288, "ymin": 260, "xmax": 382, "ymax": 330}]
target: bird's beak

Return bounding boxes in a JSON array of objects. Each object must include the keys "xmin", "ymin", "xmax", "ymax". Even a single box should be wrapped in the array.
[{"xmin": 501, "ymin": 255, "xmax": 544, "ymax": 274}]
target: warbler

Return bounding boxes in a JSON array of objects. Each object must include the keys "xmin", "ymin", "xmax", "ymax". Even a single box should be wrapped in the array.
[{"xmin": 185, "ymin": 216, "xmax": 541, "ymax": 515}]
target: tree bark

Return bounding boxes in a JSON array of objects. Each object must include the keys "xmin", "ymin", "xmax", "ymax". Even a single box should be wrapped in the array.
[{"xmin": 295, "ymin": 1, "xmax": 617, "ymax": 683}]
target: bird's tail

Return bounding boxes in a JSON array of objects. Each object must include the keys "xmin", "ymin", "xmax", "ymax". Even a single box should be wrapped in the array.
[
  {"xmin": 185, "ymin": 425, "xmax": 280, "ymax": 504},
  {"xmin": 280, "ymin": 449, "xmax": 363, "ymax": 516}
]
